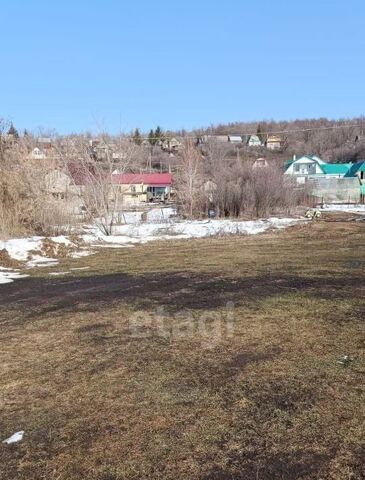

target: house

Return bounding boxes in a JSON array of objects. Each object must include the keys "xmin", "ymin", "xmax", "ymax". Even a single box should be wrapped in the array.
[
  {"xmin": 45, "ymin": 170, "xmax": 72, "ymax": 198},
  {"xmin": 161, "ymin": 137, "xmax": 182, "ymax": 153},
  {"xmin": 252, "ymin": 157, "xmax": 268, "ymax": 168},
  {"xmin": 266, "ymin": 135, "xmax": 282, "ymax": 150},
  {"xmin": 284, "ymin": 155, "xmax": 326, "ymax": 182},
  {"xmin": 284, "ymin": 155, "xmax": 353, "ymax": 183},
  {"xmin": 197, "ymin": 135, "xmax": 229, "ymax": 144},
  {"xmin": 228, "ymin": 135, "xmax": 242, "ymax": 143},
  {"xmin": 247, "ymin": 135, "xmax": 262, "ymax": 147},
  {"xmin": 344, "ymin": 160, "xmax": 365, "ymax": 181},
  {"xmin": 284, "ymin": 155, "xmax": 363, "ymax": 202},
  {"xmin": 111, "ymin": 173, "xmax": 173, "ymax": 205},
  {"xmin": 43, "ymin": 169, "xmax": 84, "ymax": 214},
  {"xmin": 37, "ymin": 137, "xmax": 52, "ymax": 150},
  {"xmin": 344, "ymin": 161, "xmax": 365, "ymax": 202},
  {"xmin": 28, "ymin": 147, "xmax": 47, "ymax": 160}
]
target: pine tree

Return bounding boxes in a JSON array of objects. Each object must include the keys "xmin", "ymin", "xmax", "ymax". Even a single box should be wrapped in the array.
[
  {"xmin": 148, "ymin": 129, "xmax": 156, "ymax": 145},
  {"xmin": 133, "ymin": 128, "xmax": 142, "ymax": 145},
  {"xmin": 7, "ymin": 123, "xmax": 19, "ymax": 138},
  {"xmin": 23, "ymin": 129, "xmax": 29, "ymax": 137},
  {"xmin": 256, "ymin": 123, "xmax": 264, "ymax": 143},
  {"xmin": 154, "ymin": 126, "xmax": 163, "ymax": 142}
]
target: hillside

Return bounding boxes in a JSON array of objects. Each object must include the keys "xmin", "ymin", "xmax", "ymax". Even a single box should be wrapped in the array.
[{"xmin": 189, "ymin": 117, "xmax": 365, "ymax": 163}]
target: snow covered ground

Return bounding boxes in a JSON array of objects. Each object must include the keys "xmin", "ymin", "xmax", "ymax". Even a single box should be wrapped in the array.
[
  {"xmin": 0, "ymin": 235, "xmax": 90, "ymax": 283},
  {"xmin": 0, "ymin": 215, "xmax": 305, "ymax": 283},
  {"xmin": 319, "ymin": 204, "xmax": 365, "ymax": 214},
  {"xmin": 0, "ymin": 267, "xmax": 29, "ymax": 284},
  {"xmin": 83, "ymin": 217, "xmax": 303, "ymax": 246},
  {"xmin": 120, "ymin": 207, "xmax": 176, "ymax": 224}
]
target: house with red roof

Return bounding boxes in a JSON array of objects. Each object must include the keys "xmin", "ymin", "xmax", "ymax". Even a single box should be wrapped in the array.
[{"xmin": 111, "ymin": 172, "xmax": 173, "ymax": 204}]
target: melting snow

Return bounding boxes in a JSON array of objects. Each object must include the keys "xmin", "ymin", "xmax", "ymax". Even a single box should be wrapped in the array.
[
  {"xmin": 0, "ymin": 270, "xmax": 29, "ymax": 284},
  {"xmin": 49, "ymin": 271, "xmax": 70, "ymax": 276},
  {"xmin": 84, "ymin": 217, "xmax": 303, "ymax": 246},
  {"xmin": 0, "ymin": 214, "xmax": 304, "ymax": 284},
  {"xmin": 319, "ymin": 204, "xmax": 365, "ymax": 214}
]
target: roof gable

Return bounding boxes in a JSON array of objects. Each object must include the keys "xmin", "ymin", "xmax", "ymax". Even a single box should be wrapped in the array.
[
  {"xmin": 285, "ymin": 155, "xmax": 325, "ymax": 172},
  {"xmin": 344, "ymin": 161, "xmax": 365, "ymax": 177}
]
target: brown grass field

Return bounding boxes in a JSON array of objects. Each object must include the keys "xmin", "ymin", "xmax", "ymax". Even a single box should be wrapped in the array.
[{"xmin": 0, "ymin": 215, "xmax": 364, "ymax": 479}]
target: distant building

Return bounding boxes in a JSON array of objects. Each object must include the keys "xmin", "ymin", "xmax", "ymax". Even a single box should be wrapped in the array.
[
  {"xmin": 161, "ymin": 137, "xmax": 182, "ymax": 153},
  {"xmin": 28, "ymin": 147, "xmax": 47, "ymax": 160},
  {"xmin": 266, "ymin": 135, "xmax": 282, "ymax": 150},
  {"xmin": 197, "ymin": 135, "xmax": 229, "ymax": 144},
  {"xmin": 228, "ymin": 135, "xmax": 242, "ymax": 143},
  {"xmin": 252, "ymin": 157, "xmax": 268, "ymax": 168},
  {"xmin": 247, "ymin": 135, "xmax": 262, "ymax": 147},
  {"xmin": 37, "ymin": 137, "xmax": 52, "ymax": 150}
]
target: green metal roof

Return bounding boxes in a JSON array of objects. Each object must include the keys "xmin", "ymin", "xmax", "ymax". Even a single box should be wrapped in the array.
[
  {"xmin": 344, "ymin": 161, "xmax": 365, "ymax": 178},
  {"xmin": 321, "ymin": 163, "xmax": 352, "ymax": 175}
]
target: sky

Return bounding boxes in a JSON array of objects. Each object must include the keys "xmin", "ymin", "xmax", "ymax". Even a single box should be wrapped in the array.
[{"xmin": 1, "ymin": 0, "xmax": 365, "ymax": 135}]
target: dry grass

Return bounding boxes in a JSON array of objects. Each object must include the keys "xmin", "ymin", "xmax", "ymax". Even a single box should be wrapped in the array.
[{"xmin": 0, "ymin": 217, "xmax": 364, "ymax": 479}]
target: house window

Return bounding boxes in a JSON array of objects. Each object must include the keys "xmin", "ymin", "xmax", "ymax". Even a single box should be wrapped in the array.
[
  {"xmin": 147, "ymin": 186, "xmax": 166, "ymax": 196},
  {"xmin": 307, "ymin": 164, "xmax": 316, "ymax": 174},
  {"xmin": 130, "ymin": 185, "xmax": 136, "ymax": 193}
]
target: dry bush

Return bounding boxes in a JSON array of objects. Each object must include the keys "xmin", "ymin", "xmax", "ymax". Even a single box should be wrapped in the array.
[
  {"xmin": 40, "ymin": 238, "xmax": 74, "ymax": 258},
  {"xmin": 0, "ymin": 138, "xmax": 74, "ymax": 237},
  {"xmin": 60, "ymin": 135, "xmax": 140, "ymax": 235},
  {"xmin": 198, "ymin": 139, "xmax": 301, "ymax": 218},
  {"xmin": 175, "ymin": 139, "xmax": 205, "ymax": 217},
  {"xmin": 0, "ymin": 248, "xmax": 21, "ymax": 268}
]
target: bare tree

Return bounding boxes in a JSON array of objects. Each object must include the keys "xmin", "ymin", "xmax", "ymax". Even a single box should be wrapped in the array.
[
  {"xmin": 59, "ymin": 135, "xmax": 139, "ymax": 235},
  {"xmin": 175, "ymin": 139, "xmax": 205, "ymax": 217}
]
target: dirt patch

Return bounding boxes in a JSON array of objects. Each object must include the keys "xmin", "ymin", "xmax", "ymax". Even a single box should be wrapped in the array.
[
  {"xmin": 0, "ymin": 271, "xmax": 363, "ymax": 321},
  {"xmin": 203, "ymin": 451, "xmax": 332, "ymax": 480},
  {"xmin": 226, "ymin": 348, "xmax": 282, "ymax": 370}
]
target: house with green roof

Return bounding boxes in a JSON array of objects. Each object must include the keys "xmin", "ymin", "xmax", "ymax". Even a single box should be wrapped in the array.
[
  {"xmin": 246, "ymin": 135, "xmax": 262, "ymax": 147},
  {"xmin": 344, "ymin": 160, "xmax": 365, "ymax": 180},
  {"xmin": 284, "ymin": 155, "xmax": 352, "ymax": 184},
  {"xmin": 285, "ymin": 155, "xmax": 365, "ymax": 202},
  {"xmin": 344, "ymin": 161, "xmax": 365, "ymax": 202}
]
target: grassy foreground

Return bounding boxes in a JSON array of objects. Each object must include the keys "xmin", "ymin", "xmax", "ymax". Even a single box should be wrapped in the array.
[{"xmin": 0, "ymin": 216, "xmax": 364, "ymax": 479}]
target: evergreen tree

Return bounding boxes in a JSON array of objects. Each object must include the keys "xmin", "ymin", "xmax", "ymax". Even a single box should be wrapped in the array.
[
  {"xmin": 256, "ymin": 123, "xmax": 264, "ymax": 143},
  {"xmin": 7, "ymin": 123, "xmax": 19, "ymax": 138},
  {"xmin": 154, "ymin": 125, "xmax": 163, "ymax": 142},
  {"xmin": 133, "ymin": 128, "xmax": 142, "ymax": 145},
  {"xmin": 148, "ymin": 129, "xmax": 156, "ymax": 145},
  {"xmin": 23, "ymin": 129, "xmax": 29, "ymax": 137}
]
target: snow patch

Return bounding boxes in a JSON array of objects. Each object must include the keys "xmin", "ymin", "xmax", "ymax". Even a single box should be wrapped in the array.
[
  {"xmin": 49, "ymin": 271, "xmax": 70, "ymax": 276},
  {"xmin": 2, "ymin": 431, "xmax": 24, "ymax": 445},
  {"xmin": 83, "ymin": 217, "xmax": 304, "ymax": 246},
  {"xmin": 0, "ymin": 270, "xmax": 29, "ymax": 284},
  {"xmin": 319, "ymin": 204, "xmax": 365, "ymax": 214}
]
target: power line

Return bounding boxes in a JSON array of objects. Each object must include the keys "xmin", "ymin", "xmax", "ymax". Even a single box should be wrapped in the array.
[{"xmin": 130, "ymin": 123, "xmax": 362, "ymax": 141}]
